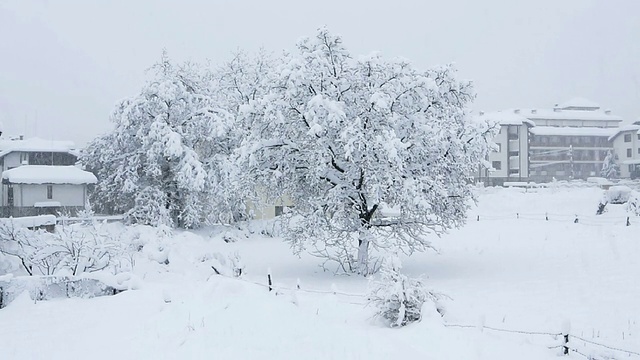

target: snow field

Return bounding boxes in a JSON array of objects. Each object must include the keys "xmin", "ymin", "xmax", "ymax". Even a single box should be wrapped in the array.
[{"xmin": 0, "ymin": 187, "xmax": 638, "ymax": 359}]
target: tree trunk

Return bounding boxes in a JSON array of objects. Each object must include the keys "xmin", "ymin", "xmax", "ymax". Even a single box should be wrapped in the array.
[{"xmin": 357, "ymin": 228, "xmax": 370, "ymax": 275}]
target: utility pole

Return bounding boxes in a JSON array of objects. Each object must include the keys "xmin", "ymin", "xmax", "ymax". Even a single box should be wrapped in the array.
[{"xmin": 569, "ymin": 145, "xmax": 574, "ymax": 180}]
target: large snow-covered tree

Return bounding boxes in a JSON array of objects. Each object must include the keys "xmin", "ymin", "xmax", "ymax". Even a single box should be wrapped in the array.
[
  {"xmin": 240, "ymin": 28, "xmax": 495, "ymax": 273},
  {"xmin": 83, "ymin": 53, "xmax": 234, "ymax": 228},
  {"xmin": 210, "ymin": 50, "xmax": 277, "ymax": 221},
  {"xmin": 600, "ymin": 150, "xmax": 620, "ymax": 179}
]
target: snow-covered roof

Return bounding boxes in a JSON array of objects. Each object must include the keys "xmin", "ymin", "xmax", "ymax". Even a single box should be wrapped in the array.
[
  {"xmin": 2, "ymin": 165, "xmax": 97, "ymax": 185},
  {"xmin": 34, "ymin": 201, "xmax": 62, "ymax": 208},
  {"xmin": 0, "ymin": 137, "xmax": 77, "ymax": 158},
  {"xmin": 518, "ymin": 108, "xmax": 623, "ymax": 122},
  {"xmin": 608, "ymin": 125, "xmax": 640, "ymax": 141},
  {"xmin": 529, "ymin": 126, "xmax": 617, "ymax": 137},
  {"xmin": 476, "ymin": 111, "xmax": 536, "ymax": 126},
  {"xmin": 557, "ymin": 97, "xmax": 600, "ymax": 110},
  {"xmin": 0, "ymin": 215, "xmax": 56, "ymax": 228},
  {"xmin": 622, "ymin": 159, "xmax": 640, "ymax": 165}
]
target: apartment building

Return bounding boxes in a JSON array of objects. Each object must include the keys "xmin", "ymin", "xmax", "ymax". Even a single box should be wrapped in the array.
[{"xmin": 477, "ymin": 98, "xmax": 631, "ymax": 184}]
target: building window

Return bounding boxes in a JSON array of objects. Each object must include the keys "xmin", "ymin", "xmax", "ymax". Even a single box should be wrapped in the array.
[
  {"xmin": 630, "ymin": 165, "xmax": 635, "ymax": 172},
  {"xmin": 508, "ymin": 169, "xmax": 519, "ymax": 175},
  {"xmin": 637, "ymin": 133, "xmax": 640, "ymax": 141},
  {"xmin": 624, "ymin": 134, "xmax": 632, "ymax": 142},
  {"xmin": 47, "ymin": 185, "xmax": 53, "ymax": 199},
  {"xmin": 627, "ymin": 149, "xmax": 632, "ymax": 158},
  {"xmin": 19, "ymin": 152, "xmax": 28, "ymax": 164},
  {"xmin": 492, "ymin": 161, "xmax": 501, "ymax": 170},
  {"xmin": 637, "ymin": 148, "xmax": 640, "ymax": 155},
  {"xmin": 495, "ymin": 143, "xmax": 501, "ymax": 152},
  {"xmin": 7, "ymin": 186, "xmax": 13, "ymax": 206}
]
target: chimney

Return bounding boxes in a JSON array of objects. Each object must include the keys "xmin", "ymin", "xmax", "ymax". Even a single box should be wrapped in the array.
[
  {"xmin": 514, "ymin": 109, "xmax": 520, "ymax": 114},
  {"xmin": 605, "ymin": 109, "xmax": 611, "ymax": 115},
  {"xmin": 19, "ymin": 134, "xmax": 24, "ymax": 140},
  {"xmin": 479, "ymin": 111, "xmax": 485, "ymax": 116},
  {"xmin": 531, "ymin": 109, "xmax": 537, "ymax": 114}
]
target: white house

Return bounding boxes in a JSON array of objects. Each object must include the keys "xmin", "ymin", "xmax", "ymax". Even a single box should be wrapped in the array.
[
  {"xmin": 608, "ymin": 124, "xmax": 640, "ymax": 179},
  {"xmin": 0, "ymin": 137, "xmax": 95, "ymax": 217}
]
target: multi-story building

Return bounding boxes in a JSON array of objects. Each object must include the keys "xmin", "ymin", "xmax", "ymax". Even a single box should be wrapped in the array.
[
  {"xmin": 477, "ymin": 98, "xmax": 634, "ymax": 184},
  {"xmin": 475, "ymin": 111, "xmax": 533, "ymax": 185}
]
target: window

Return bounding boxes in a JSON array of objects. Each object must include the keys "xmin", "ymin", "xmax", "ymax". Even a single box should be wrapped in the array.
[
  {"xmin": 637, "ymin": 133, "xmax": 640, "ymax": 141},
  {"xmin": 19, "ymin": 152, "xmax": 28, "ymax": 164},
  {"xmin": 630, "ymin": 165, "xmax": 635, "ymax": 172},
  {"xmin": 637, "ymin": 148, "xmax": 640, "ymax": 155},
  {"xmin": 492, "ymin": 161, "xmax": 501, "ymax": 170},
  {"xmin": 627, "ymin": 149, "xmax": 632, "ymax": 158},
  {"xmin": 7, "ymin": 186, "xmax": 13, "ymax": 206},
  {"xmin": 47, "ymin": 185, "xmax": 53, "ymax": 199},
  {"xmin": 495, "ymin": 143, "xmax": 501, "ymax": 152},
  {"xmin": 624, "ymin": 134, "xmax": 632, "ymax": 142},
  {"xmin": 508, "ymin": 151, "xmax": 519, "ymax": 157},
  {"xmin": 508, "ymin": 169, "xmax": 519, "ymax": 175}
]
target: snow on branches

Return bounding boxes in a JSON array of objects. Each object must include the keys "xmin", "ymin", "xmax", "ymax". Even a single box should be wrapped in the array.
[{"xmin": 240, "ymin": 28, "xmax": 495, "ymax": 273}]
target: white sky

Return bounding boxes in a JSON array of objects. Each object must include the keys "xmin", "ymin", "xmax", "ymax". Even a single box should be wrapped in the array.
[{"xmin": 1, "ymin": 0, "xmax": 639, "ymax": 146}]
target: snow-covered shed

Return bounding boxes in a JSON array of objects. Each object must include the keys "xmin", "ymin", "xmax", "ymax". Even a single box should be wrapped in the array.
[{"xmin": 1, "ymin": 165, "xmax": 97, "ymax": 217}]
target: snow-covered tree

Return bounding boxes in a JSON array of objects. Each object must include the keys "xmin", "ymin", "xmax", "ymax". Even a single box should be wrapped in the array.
[
  {"xmin": 600, "ymin": 150, "xmax": 620, "ymax": 179},
  {"xmin": 209, "ymin": 50, "xmax": 277, "ymax": 223},
  {"xmin": 83, "ymin": 53, "xmax": 235, "ymax": 228},
  {"xmin": 240, "ymin": 28, "xmax": 496, "ymax": 273}
]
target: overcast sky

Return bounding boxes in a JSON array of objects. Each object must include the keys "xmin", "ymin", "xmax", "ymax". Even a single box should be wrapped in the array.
[{"xmin": 1, "ymin": 0, "xmax": 639, "ymax": 146}]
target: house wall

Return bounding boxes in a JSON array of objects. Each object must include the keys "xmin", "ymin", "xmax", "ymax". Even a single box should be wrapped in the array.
[
  {"xmin": 612, "ymin": 131, "xmax": 640, "ymax": 178},
  {"xmin": 247, "ymin": 193, "xmax": 295, "ymax": 220},
  {"xmin": 13, "ymin": 184, "xmax": 86, "ymax": 207}
]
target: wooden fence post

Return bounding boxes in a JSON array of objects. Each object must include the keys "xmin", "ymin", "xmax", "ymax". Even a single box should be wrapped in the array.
[
  {"xmin": 0, "ymin": 286, "xmax": 3, "ymax": 309},
  {"xmin": 626, "ymin": 217, "xmax": 630, "ymax": 226},
  {"xmin": 563, "ymin": 334, "xmax": 569, "ymax": 355},
  {"xmin": 267, "ymin": 268, "xmax": 273, "ymax": 292}
]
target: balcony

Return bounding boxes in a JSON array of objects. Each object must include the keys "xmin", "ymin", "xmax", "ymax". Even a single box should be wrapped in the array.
[{"xmin": 509, "ymin": 156, "xmax": 520, "ymax": 169}]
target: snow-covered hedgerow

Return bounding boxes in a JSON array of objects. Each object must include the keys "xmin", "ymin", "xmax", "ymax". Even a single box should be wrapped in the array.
[
  {"xmin": 368, "ymin": 257, "xmax": 442, "ymax": 327},
  {"xmin": 0, "ymin": 221, "xmax": 131, "ymax": 277}
]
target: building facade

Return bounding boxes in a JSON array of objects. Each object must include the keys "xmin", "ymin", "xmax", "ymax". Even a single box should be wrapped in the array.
[
  {"xmin": 478, "ymin": 98, "xmax": 637, "ymax": 184},
  {"xmin": 0, "ymin": 137, "xmax": 96, "ymax": 217}
]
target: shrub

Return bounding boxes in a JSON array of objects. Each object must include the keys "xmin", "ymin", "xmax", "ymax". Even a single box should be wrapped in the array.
[{"xmin": 368, "ymin": 256, "xmax": 440, "ymax": 327}]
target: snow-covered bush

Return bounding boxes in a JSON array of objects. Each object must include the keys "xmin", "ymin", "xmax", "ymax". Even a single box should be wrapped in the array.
[
  {"xmin": 603, "ymin": 185, "xmax": 632, "ymax": 204},
  {"xmin": 626, "ymin": 190, "xmax": 640, "ymax": 216},
  {"xmin": 0, "ymin": 221, "xmax": 129, "ymax": 277},
  {"xmin": 368, "ymin": 257, "xmax": 441, "ymax": 327}
]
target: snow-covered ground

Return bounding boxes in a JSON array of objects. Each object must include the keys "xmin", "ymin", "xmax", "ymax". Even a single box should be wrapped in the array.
[{"xmin": 0, "ymin": 187, "xmax": 638, "ymax": 359}]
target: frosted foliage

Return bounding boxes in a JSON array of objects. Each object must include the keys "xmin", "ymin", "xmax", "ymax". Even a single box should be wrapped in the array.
[
  {"xmin": 82, "ymin": 53, "xmax": 239, "ymax": 228},
  {"xmin": 627, "ymin": 190, "xmax": 640, "ymax": 216},
  {"xmin": 0, "ymin": 221, "xmax": 128, "ymax": 277},
  {"xmin": 600, "ymin": 150, "xmax": 620, "ymax": 179},
  {"xmin": 240, "ymin": 28, "xmax": 496, "ymax": 273},
  {"xmin": 126, "ymin": 187, "xmax": 172, "ymax": 227},
  {"xmin": 368, "ymin": 257, "xmax": 433, "ymax": 327}
]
